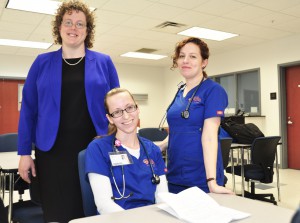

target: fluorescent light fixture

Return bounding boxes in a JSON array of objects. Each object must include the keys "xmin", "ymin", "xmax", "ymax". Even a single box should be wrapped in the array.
[
  {"xmin": 6, "ymin": 0, "xmax": 96, "ymax": 15},
  {"xmin": 178, "ymin": 27, "xmax": 238, "ymax": 41},
  {"xmin": 121, "ymin": 52, "xmax": 167, "ymax": 60},
  {"xmin": 0, "ymin": 39, "xmax": 52, "ymax": 49},
  {"xmin": 6, "ymin": 0, "xmax": 61, "ymax": 15}
]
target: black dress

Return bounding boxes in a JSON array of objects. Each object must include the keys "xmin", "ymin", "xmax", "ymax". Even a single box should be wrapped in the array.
[{"xmin": 35, "ymin": 57, "xmax": 96, "ymax": 223}]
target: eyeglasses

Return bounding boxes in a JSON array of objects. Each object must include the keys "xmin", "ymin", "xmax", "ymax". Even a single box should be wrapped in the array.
[
  {"xmin": 109, "ymin": 104, "xmax": 138, "ymax": 118},
  {"xmin": 62, "ymin": 19, "xmax": 86, "ymax": 29}
]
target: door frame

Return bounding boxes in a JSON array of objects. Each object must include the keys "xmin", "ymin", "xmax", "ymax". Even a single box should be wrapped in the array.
[{"xmin": 278, "ymin": 60, "xmax": 300, "ymax": 168}]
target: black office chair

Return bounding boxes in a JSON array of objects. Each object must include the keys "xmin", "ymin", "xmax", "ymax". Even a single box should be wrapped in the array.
[
  {"xmin": 138, "ymin": 128, "xmax": 168, "ymax": 142},
  {"xmin": 78, "ymin": 149, "xmax": 97, "ymax": 217},
  {"xmin": 220, "ymin": 138, "xmax": 233, "ymax": 186},
  {"xmin": 0, "ymin": 133, "xmax": 29, "ymax": 202},
  {"xmin": 291, "ymin": 207, "xmax": 300, "ymax": 223},
  {"xmin": 138, "ymin": 128, "xmax": 168, "ymax": 163},
  {"xmin": 10, "ymin": 174, "xmax": 44, "ymax": 223},
  {"xmin": 226, "ymin": 136, "xmax": 281, "ymax": 205}
]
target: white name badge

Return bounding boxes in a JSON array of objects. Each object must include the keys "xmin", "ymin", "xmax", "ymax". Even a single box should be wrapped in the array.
[{"xmin": 109, "ymin": 151, "xmax": 133, "ymax": 166}]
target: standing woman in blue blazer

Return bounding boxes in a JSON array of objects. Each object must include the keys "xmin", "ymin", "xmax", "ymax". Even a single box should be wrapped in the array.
[{"xmin": 17, "ymin": 1, "xmax": 120, "ymax": 222}]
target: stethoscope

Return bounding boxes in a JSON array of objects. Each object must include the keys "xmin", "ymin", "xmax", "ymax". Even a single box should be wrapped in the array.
[
  {"xmin": 158, "ymin": 77, "xmax": 205, "ymax": 128},
  {"xmin": 181, "ymin": 76, "xmax": 205, "ymax": 119},
  {"xmin": 110, "ymin": 135, "xmax": 160, "ymax": 200}
]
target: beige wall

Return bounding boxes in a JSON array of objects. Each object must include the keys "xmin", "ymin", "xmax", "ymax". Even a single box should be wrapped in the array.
[
  {"xmin": 115, "ymin": 63, "xmax": 166, "ymax": 128},
  {"xmin": 1, "ymin": 33, "xmax": 300, "ymax": 135}
]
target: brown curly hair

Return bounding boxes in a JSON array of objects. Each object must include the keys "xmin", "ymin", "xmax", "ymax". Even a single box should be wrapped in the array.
[
  {"xmin": 52, "ymin": 0, "xmax": 95, "ymax": 48},
  {"xmin": 171, "ymin": 37, "xmax": 210, "ymax": 77}
]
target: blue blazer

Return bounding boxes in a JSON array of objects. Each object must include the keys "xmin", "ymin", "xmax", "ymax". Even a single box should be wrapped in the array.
[{"xmin": 18, "ymin": 48, "xmax": 120, "ymax": 155}]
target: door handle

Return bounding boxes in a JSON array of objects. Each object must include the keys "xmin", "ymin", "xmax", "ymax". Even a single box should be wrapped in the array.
[{"xmin": 288, "ymin": 120, "xmax": 293, "ymax": 124}]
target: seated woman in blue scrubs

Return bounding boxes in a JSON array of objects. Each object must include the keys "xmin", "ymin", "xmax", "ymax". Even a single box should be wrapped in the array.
[{"xmin": 85, "ymin": 88, "xmax": 168, "ymax": 214}]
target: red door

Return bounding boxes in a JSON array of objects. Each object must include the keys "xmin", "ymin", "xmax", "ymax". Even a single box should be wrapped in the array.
[
  {"xmin": 0, "ymin": 79, "xmax": 24, "ymax": 134},
  {"xmin": 286, "ymin": 65, "xmax": 300, "ymax": 169}
]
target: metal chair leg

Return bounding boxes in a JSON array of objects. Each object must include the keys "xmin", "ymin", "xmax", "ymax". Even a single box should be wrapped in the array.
[
  {"xmin": 230, "ymin": 149, "xmax": 236, "ymax": 193},
  {"xmin": 275, "ymin": 151, "xmax": 281, "ymax": 202}
]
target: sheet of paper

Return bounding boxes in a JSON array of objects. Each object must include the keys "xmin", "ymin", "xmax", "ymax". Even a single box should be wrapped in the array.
[{"xmin": 157, "ymin": 187, "xmax": 250, "ymax": 223}]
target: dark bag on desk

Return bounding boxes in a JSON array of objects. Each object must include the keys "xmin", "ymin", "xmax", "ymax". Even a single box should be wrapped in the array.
[{"xmin": 221, "ymin": 119, "xmax": 264, "ymax": 144}]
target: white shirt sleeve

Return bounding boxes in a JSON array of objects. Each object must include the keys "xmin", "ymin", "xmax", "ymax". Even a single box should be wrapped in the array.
[
  {"xmin": 155, "ymin": 175, "xmax": 169, "ymax": 203},
  {"xmin": 88, "ymin": 173, "xmax": 124, "ymax": 214}
]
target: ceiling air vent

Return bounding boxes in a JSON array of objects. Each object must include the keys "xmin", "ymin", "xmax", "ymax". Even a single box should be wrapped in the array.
[
  {"xmin": 136, "ymin": 48, "xmax": 157, "ymax": 53},
  {"xmin": 155, "ymin": 21, "xmax": 186, "ymax": 28},
  {"xmin": 153, "ymin": 21, "xmax": 186, "ymax": 34}
]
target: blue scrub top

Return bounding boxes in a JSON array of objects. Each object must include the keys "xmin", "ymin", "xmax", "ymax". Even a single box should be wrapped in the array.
[
  {"xmin": 85, "ymin": 135, "xmax": 166, "ymax": 210},
  {"xmin": 167, "ymin": 78, "xmax": 228, "ymax": 192}
]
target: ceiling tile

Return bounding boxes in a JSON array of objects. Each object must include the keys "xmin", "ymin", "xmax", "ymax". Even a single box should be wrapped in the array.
[
  {"xmin": 251, "ymin": 0, "xmax": 300, "ymax": 11},
  {"xmin": 94, "ymin": 10, "xmax": 131, "ymax": 25},
  {"xmin": 0, "ymin": 45, "xmax": 18, "ymax": 55},
  {"xmin": 28, "ymin": 26, "xmax": 53, "ymax": 42},
  {"xmin": 172, "ymin": 11, "xmax": 216, "ymax": 27},
  {"xmin": 249, "ymin": 12, "xmax": 296, "ymax": 27},
  {"xmin": 135, "ymin": 30, "xmax": 174, "ymax": 41},
  {"xmin": 0, "ymin": 21, "xmax": 36, "ymax": 34},
  {"xmin": 100, "ymin": 0, "xmax": 153, "ymax": 14},
  {"xmin": 83, "ymin": 0, "xmax": 108, "ymax": 8},
  {"xmin": 95, "ymin": 23, "xmax": 116, "ymax": 35},
  {"xmin": 200, "ymin": 17, "xmax": 244, "ymax": 33},
  {"xmin": 0, "ymin": 0, "xmax": 300, "ymax": 67},
  {"xmin": 0, "ymin": 30, "xmax": 29, "ymax": 40},
  {"xmin": 137, "ymin": 3, "xmax": 186, "ymax": 20},
  {"xmin": 107, "ymin": 26, "xmax": 144, "ymax": 37},
  {"xmin": 281, "ymin": 3, "xmax": 300, "ymax": 17},
  {"xmin": 194, "ymin": 0, "xmax": 246, "ymax": 16},
  {"xmin": 223, "ymin": 5, "xmax": 273, "ymax": 21},
  {"xmin": 271, "ymin": 18, "xmax": 300, "ymax": 33},
  {"xmin": 156, "ymin": 0, "xmax": 207, "ymax": 10},
  {"xmin": 121, "ymin": 16, "xmax": 162, "ymax": 30},
  {"xmin": 2, "ymin": 9, "xmax": 45, "ymax": 25}
]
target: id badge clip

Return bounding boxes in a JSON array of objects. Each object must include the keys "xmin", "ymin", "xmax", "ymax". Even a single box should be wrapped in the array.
[{"xmin": 109, "ymin": 151, "xmax": 133, "ymax": 166}]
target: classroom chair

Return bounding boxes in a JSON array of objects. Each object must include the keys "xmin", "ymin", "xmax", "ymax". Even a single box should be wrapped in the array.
[
  {"xmin": 78, "ymin": 149, "xmax": 98, "ymax": 217},
  {"xmin": 226, "ymin": 136, "xmax": 281, "ymax": 205}
]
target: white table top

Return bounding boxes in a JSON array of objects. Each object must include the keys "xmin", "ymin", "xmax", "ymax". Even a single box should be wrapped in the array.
[
  {"xmin": 69, "ymin": 193, "xmax": 295, "ymax": 223},
  {"xmin": 0, "ymin": 151, "xmax": 19, "ymax": 171},
  {"xmin": 231, "ymin": 143, "xmax": 251, "ymax": 148}
]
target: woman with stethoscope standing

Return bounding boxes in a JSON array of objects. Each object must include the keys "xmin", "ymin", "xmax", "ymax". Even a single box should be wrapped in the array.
[
  {"xmin": 157, "ymin": 37, "xmax": 233, "ymax": 195},
  {"xmin": 85, "ymin": 88, "xmax": 168, "ymax": 214}
]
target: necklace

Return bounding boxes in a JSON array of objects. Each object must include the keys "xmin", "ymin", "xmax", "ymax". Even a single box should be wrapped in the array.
[{"xmin": 63, "ymin": 56, "xmax": 84, "ymax": 66}]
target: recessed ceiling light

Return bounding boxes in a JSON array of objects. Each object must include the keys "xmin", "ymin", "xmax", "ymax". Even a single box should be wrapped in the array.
[
  {"xmin": 6, "ymin": 0, "xmax": 96, "ymax": 15},
  {"xmin": 178, "ymin": 27, "xmax": 238, "ymax": 41},
  {"xmin": 121, "ymin": 52, "xmax": 167, "ymax": 60},
  {"xmin": 0, "ymin": 39, "xmax": 52, "ymax": 49}
]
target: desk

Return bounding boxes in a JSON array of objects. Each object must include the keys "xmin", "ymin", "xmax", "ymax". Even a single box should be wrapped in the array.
[
  {"xmin": 69, "ymin": 193, "xmax": 294, "ymax": 223},
  {"xmin": 0, "ymin": 151, "xmax": 20, "ymax": 223}
]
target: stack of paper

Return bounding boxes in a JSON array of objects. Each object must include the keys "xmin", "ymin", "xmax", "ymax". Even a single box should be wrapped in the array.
[{"xmin": 157, "ymin": 187, "xmax": 250, "ymax": 223}]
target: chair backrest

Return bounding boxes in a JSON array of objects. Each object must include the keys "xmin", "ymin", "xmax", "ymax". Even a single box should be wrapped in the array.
[
  {"xmin": 220, "ymin": 138, "xmax": 233, "ymax": 169},
  {"xmin": 78, "ymin": 149, "xmax": 97, "ymax": 217},
  {"xmin": 1, "ymin": 133, "xmax": 29, "ymax": 197},
  {"xmin": 291, "ymin": 207, "xmax": 300, "ymax": 223},
  {"xmin": 138, "ymin": 128, "xmax": 168, "ymax": 141},
  {"xmin": 251, "ymin": 136, "xmax": 281, "ymax": 167},
  {"xmin": 0, "ymin": 133, "xmax": 18, "ymax": 152}
]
